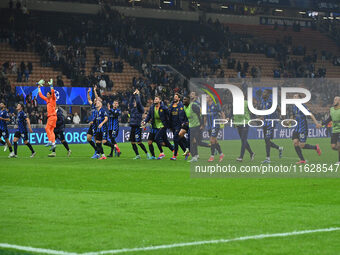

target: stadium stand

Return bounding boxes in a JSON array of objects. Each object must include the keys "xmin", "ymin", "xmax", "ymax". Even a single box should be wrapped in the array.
[
  {"xmin": 0, "ymin": 43, "xmax": 71, "ymax": 88},
  {"xmin": 0, "ymin": 3, "xmax": 339, "ymax": 123}
]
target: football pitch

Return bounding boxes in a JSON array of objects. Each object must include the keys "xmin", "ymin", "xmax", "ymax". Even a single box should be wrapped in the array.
[{"xmin": 1, "ymin": 138, "xmax": 340, "ymax": 255}]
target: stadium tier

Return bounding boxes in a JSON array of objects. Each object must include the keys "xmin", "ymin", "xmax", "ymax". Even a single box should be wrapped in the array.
[{"xmin": 0, "ymin": 43, "xmax": 72, "ymax": 88}]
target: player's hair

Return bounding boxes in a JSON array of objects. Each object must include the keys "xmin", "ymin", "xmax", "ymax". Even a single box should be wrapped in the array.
[
  {"xmin": 155, "ymin": 95, "xmax": 162, "ymax": 100},
  {"xmin": 0, "ymin": 101, "xmax": 5, "ymax": 106},
  {"xmin": 17, "ymin": 103, "xmax": 24, "ymax": 109},
  {"xmin": 174, "ymin": 93, "xmax": 181, "ymax": 99}
]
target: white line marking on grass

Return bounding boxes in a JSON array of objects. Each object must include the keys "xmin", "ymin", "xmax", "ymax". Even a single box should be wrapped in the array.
[
  {"xmin": 81, "ymin": 227, "xmax": 340, "ymax": 254},
  {"xmin": 1, "ymin": 227, "xmax": 340, "ymax": 255},
  {"xmin": 0, "ymin": 243, "xmax": 78, "ymax": 255}
]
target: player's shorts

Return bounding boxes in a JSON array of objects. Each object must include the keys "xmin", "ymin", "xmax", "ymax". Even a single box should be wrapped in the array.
[
  {"xmin": 208, "ymin": 127, "xmax": 220, "ymax": 138},
  {"xmin": 129, "ymin": 126, "xmax": 142, "ymax": 143},
  {"xmin": 54, "ymin": 129, "xmax": 65, "ymax": 141},
  {"xmin": 47, "ymin": 115, "xmax": 57, "ymax": 128},
  {"xmin": 109, "ymin": 128, "xmax": 119, "ymax": 139},
  {"xmin": 172, "ymin": 127, "xmax": 181, "ymax": 139},
  {"xmin": 237, "ymin": 125, "xmax": 249, "ymax": 140},
  {"xmin": 263, "ymin": 126, "xmax": 274, "ymax": 139},
  {"xmin": 87, "ymin": 123, "xmax": 95, "ymax": 136},
  {"xmin": 95, "ymin": 127, "xmax": 108, "ymax": 141},
  {"xmin": 148, "ymin": 128, "xmax": 159, "ymax": 141},
  {"xmin": 331, "ymin": 133, "xmax": 340, "ymax": 144},
  {"xmin": 190, "ymin": 126, "xmax": 201, "ymax": 142},
  {"xmin": 181, "ymin": 123, "xmax": 189, "ymax": 132},
  {"xmin": 292, "ymin": 131, "xmax": 308, "ymax": 143},
  {"xmin": 155, "ymin": 127, "xmax": 169, "ymax": 144},
  {"xmin": 14, "ymin": 131, "xmax": 28, "ymax": 141},
  {"xmin": 0, "ymin": 128, "xmax": 9, "ymax": 139}
]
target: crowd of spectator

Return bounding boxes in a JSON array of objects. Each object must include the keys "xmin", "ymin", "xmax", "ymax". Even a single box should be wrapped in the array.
[
  {"xmin": 2, "ymin": 60, "xmax": 33, "ymax": 82},
  {"xmin": 321, "ymin": 19, "xmax": 340, "ymax": 64},
  {"xmin": 3, "ymin": 4, "xmax": 338, "ymax": 83}
]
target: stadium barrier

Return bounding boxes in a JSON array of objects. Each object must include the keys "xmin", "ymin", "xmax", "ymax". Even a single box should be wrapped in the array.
[{"xmin": 6, "ymin": 124, "xmax": 329, "ymax": 145}]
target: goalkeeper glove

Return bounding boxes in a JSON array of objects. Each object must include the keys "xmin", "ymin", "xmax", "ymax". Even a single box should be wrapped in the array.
[
  {"xmin": 48, "ymin": 79, "xmax": 53, "ymax": 87},
  {"xmin": 36, "ymin": 79, "xmax": 45, "ymax": 86}
]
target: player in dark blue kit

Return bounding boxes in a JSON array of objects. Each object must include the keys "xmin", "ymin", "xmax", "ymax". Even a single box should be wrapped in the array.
[
  {"xmin": 144, "ymin": 124, "xmax": 158, "ymax": 160},
  {"xmin": 49, "ymin": 106, "xmax": 71, "ymax": 157},
  {"xmin": 206, "ymin": 95, "xmax": 224, "ymax": 162},
  {"xmin": 291, "ymin": 94, "xmax": 322, "ymax": 164},
  {"xmin": 107, "ymin": 100, "xmax": 121, "ymax": 157},
  {"xmin": 87, "ymin": 87, "xmax": 98, "ymax": 157},
  {"xmin": 260, "ymin": 89, "xmax": 283, "ymax": 163},
  {"xmin": 0, "ymin": 102, "xmax": 14, "ymax": 156},
  {"xmin": 169, "ymin": 93, "xmax": 188, "ymax": 160},
  {"xmin": 129, "ymin": 89, "xmax": 150, "ymax": 160},
  {"xmin": 10, "ymin": 103, "xmax": 36, "ymax": 158},
  {"xmin": 142, "ymin": 95, "xmax": 173, "ymax": 160},
  {"xmin": 142, "ymin": 103, "xmax": 159, "ymax": 161},
  {"xmin": 93, "ymin": 99, "xmax": 114, "ymax": 160}
]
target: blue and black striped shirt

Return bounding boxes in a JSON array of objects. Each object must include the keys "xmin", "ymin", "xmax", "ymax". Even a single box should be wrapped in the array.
[
  {"xmin": 94, "ymin": 108, "xmax": 108, "ymax": 132},
  {"xmin": 293, "ymin": 105, "xmax": 308, "ymax": 133},
  {"xmin": 108, "ymin": 108, "xmax": 121, "ymax": 131},
  {"xmin": 207, "ymin": 103, "xmax": 221, "ymax": 129},
  {"xmin": 260, "ymin": 96, "xmax": 278, "ymax": 127},
  {"xmin": 0, "ymin": 109, "xmax": 9, "ymax": 130},
  {"xmin": 17, "ymin": 111, "xmax": 28, "ymax": 133}
]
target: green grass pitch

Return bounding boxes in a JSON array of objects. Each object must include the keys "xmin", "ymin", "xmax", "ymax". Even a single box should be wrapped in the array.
[{"xmin": 0, "ymin": 137, "xmax": 340, "ymax": 255}]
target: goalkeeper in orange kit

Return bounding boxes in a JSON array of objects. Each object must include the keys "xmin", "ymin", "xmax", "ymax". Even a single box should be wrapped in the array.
[{"xmin": 37, "ymin": 79, "xmax": 58, "ymax": 152}]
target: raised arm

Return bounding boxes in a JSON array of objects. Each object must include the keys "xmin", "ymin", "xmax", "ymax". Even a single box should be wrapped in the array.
[
  {"xmin": 48, "ymin": 79, "xmax": 56, "ymax": 101},
  {"xmin": 128, "ymin": 95, "xmax": 134, "ymax": 109},
  {"xmin": 93, "ymin": 85, "xmax": 99, "ymax": 100},
  {"xmin": 38, "ymin": 86, "xmax": 47, "ymax": 102},
  {"xmin": 51, "ymin": 87, "xmax": 56, "ymax": 101},
  {"xmin": 135, "ymin": 94, "xmax": 144, "ymax": 113},
  {"xmin": 87, "ymin": 88, "xmax": 93, "ymax": 105}
]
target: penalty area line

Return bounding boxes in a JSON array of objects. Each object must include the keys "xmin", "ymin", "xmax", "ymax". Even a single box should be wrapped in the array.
[
  {"xmin": 1, "ymin": 227, "xmax": 339, "ymax": 255},
  {"xmin": 82, "ymin": 227, "xmax": 340, "ymax": 254}
]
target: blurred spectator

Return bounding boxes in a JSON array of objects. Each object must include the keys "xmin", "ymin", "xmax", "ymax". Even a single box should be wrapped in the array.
[
  {"xmin": 10, "ymin": 61, "xmax": 17, "ymax": 74},
  {"xmin": 27, "ymin": 61, "xmax": 33, "ymax": 74},
  {"xmin": 56, "ymin": 76, "xmax": 64, "ymax": 87},
  {"xmin": 99, "ymin": 77, "xmax": 106, "ymax": 93},
  {"xmin": 32, "ymin": 96, "xmax": 38, "ymax": 110},
  {"xmin": 73, "ymin": 112, "xmax": 80, "ymax": 124},
  {"xmin": 24, "ymin": 67, "xmax": 29, "ymax": 81}
]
